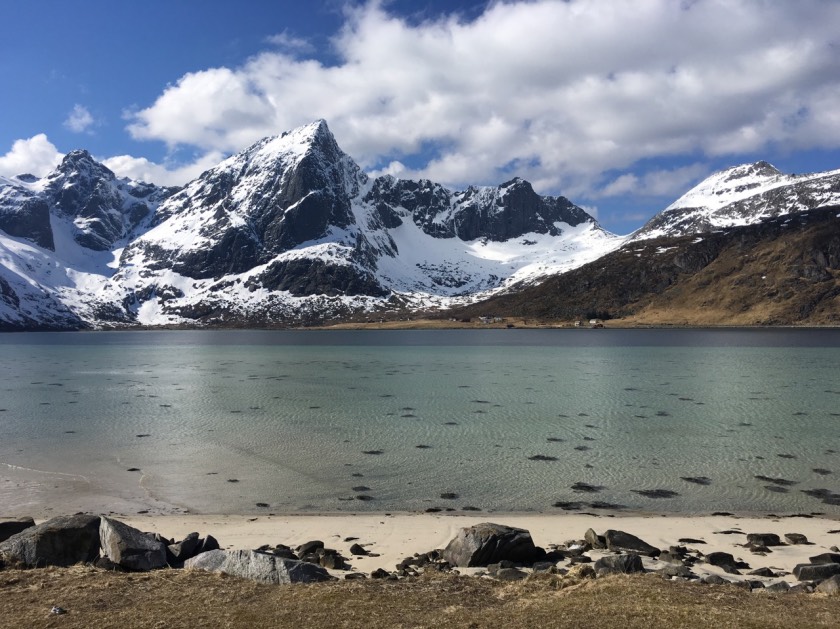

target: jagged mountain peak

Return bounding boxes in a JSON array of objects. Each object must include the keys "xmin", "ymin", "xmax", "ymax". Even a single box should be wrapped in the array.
[
  {"xmin": 51, "ymin": 149, "xmax": 116, "ymax": 184},
  {"xmin": 721, "ymin": 160, "xmax": 782, "ymax": 181}
]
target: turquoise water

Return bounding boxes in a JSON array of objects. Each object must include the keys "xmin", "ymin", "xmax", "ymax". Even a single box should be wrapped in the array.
[{"xmin": 1, "ymin": 329, "xmax": 839, "ymax": 515}]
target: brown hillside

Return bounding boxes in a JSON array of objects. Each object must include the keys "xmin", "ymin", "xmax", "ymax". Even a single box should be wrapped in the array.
[{"xmin": 451, "ymin": 206, "xmax": 840, "ymax": 326}]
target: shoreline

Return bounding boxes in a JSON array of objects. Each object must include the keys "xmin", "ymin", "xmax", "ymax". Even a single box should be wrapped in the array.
[{"xmin": 58, "ymin": 510, "xmax": 840, "ymax": 582}]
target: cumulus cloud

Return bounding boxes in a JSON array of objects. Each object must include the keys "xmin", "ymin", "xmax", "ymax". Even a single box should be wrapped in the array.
[
  {"xmin": 64, "ymin": 104, "xmax": 95, "ymax": 133},
  {"xmin": 122, "ymin": 0, "xmax": 840, "ymax": 197},
  {"xmin": 103, "ymin": 151, "xmax": 225, "ymax": 187},
  {"xmin": 0, "ymin": 134, "xmax": 63, "ymax": 178}
]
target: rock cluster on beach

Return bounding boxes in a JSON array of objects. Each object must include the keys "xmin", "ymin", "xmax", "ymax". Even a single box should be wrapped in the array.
[{"xmin": 2, "ymin": 515, "xmax": 840, "ymax": 595}]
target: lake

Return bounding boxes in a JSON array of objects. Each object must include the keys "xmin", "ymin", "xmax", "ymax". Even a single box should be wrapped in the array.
[{"xmin": 1, "ymin": 328, "xmax": 839, "ymax": 517}]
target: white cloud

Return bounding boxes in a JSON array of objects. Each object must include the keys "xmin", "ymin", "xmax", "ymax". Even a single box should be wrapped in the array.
[
  {"xmin": 265, "ymin": 30, "xmax": 315, "ymax": 55},
  {"xmin": 0, "ymin": 134, "xmax": 63, "ymax": 178},
  {"xmin": 103, "ymin": 151, "xmax": 225, "ymax": 187},
  {"xmin": 122, "ymin": 0, "xmax": 840, "ymax": 196},
  {"xmin": 64, "ymin": 104, "xmax": 95, "ymax": 133},
  {"xmin": 596, "ymin": 164, "xmax": 710, "ymax": 198}
]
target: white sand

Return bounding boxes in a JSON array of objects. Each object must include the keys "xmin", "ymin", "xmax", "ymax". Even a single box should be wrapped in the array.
[{"xmin": 117, "ymin": 512, "xmax": 840, "ymax": 583}]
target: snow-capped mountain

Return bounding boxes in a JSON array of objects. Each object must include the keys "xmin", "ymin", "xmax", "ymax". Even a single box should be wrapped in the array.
[
  {"xmin": 632, "ymin": 161, "xmax": 840, "ymax": 240},
  {"xmin": 0, "ymin": 120, "xmax": 619, "ymax": 329}
]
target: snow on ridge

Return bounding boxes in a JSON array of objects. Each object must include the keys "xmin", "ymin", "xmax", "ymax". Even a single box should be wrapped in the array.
[{"xmin": 666, "ymin": 162, "xmax": 840, "ymax": 214}]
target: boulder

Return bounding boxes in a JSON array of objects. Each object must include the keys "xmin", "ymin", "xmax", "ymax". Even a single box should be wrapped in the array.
[
  {"xmin": 185, "ymin": 550, "xmax": 333, "ymax": 584},
  {"xmin": 297, "ymin": 540, "xmax": 324, "ymax": 555},
  {"xmin": 349, "ymin": 543, "xmax": 369, "ymax": 556},
  {"xmin": 809, "ymin": 553, "xmax": 840, "ymax": 565},
  {"xmin": 793, "ymin": 562, "xmax": 840, "ymax": 582},
  {"xmin": 594, "ymin": 553, "xmax": 644, "ymax": 574},
  {"xmin": 198, "ymin": 535, "xmax": 220, "ymax": 554},
  {"xmin": 704, "ymin": 551, "xmax": 737, "ymax": 568},
  {"xmin": 604, "ymin": 530, "xmax": 660, "ymax": 557},
  {"xmin": 784, "ymin": 533, "xmax": 809, "ymax": 545},
  {"xmin": 495, "ymin": 567, "xmax": 528, "ymax": 581},
  {"xmin": 658, "ymin": 564, "xmax": 696, "ymax": 579},
  {"xmin": 816, "ymin": 574, "xmax": 840, "ymax": 595},
  {"xmin": 99, "ymin": 517, "xmax": 167, "ymax": 571},
  {"xmin": 746, "ymin": 533, "xmax": 782, "ymax": 547},
  {"xmin": 442, "ymin": 523, "xmax": 540, "ymax": 567},
  {"xmin": 0, "ymin": 514, "xmax": 100, "ymax": 567},
  {"xmin": 702, "ymin": 574, "xmax": 730, "ymax": 585},
  {"xmin": 765, "ymin": 581, "xmax": 791, "ymax": 593},
  {"xmin": 584, "ymin": 528, "xmax": 606, "ymax": 549},
  {"xmin": 167, "ymin": 532, "xmax": 202, "ymax": 564},
  {"xmin": 0, "ymin": 517, "xmax": 36, "ymax": 543}
]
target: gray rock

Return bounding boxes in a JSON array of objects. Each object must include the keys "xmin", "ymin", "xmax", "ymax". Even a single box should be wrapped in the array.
[
  {"xmin": 532, "ymin": 561, "xmax": 557, "ymax": 573},
  {"xmin": 789, "ymin": 583, "xmax": 814, "ymax": 594},
  {"xmin": 748, "ymin": 567, "xmax": 776, "ymax": 577},
  {"xmin": 704, "ymin": 551, "xmax": 737, "ymax": 568},
  {"xmin": 765, "ymin": 581, "xmax": 791, "ymax": 593},
  {"xmin": 815, "ymin": 574, "xmax": 840, "ymax": 595},
  {"xmin": 198, "ymin": 534, "xmax": 220, "ymax": 554},
  {"xmin": 0, "ymin": 514, "xmax": 100, "ymax": 567},
  {"xmin": 658, "ymin": 551, "xmax": 686, "ymax": 566},
  {"xmin": 100, "ymin": 517, "xmax": 167, "ymax": 571},
  {"xmin": 593, "ymin": 553, "xmax": 644, "ymax": 574},
  {"xmin": 495, "ymin": 567, "xmax": 528, "ymax": 581},
  {"xmin": 746, "ymin": 533, "xmax": 782, "ymax": 547},
  {"xmin": 809, "ymin": 552, "xmax": 840, "ymax": 564},
  {"xmin": 0, "ymin": 517, "xmax": 36, "ymax": 543},
  {"xmin": 659, "ymin": 564, "xmax": 696, "ymax": 579},
  {"xmin": 702, "ymin": 574, "xmax": 730, "ymax": 585},
  {"xmin": 441, "ymin": 522, "xmax": 539, "ymax": 567},
  {"xmin": 584, "ymin": 528, "xmax": 606, "ymax": 549},
  {"xmin": 604, "ymin": 530, "xmax": 659, "ymax": 557},
  {"xmin": 792, "ymin": 562, "xmax": 840, "ymax": 582},
  {"xmin": 185, "ymin": 550, "xmax": 333, "ymax": 583},
  {"xmin": 784, "ymin": 533, "xmax": 808, "ymax": 545},
  {"xmin": 297, "ymin": 540, "xmax": 324, "ymax": 555},
  {"xmin": 168, "ymin": 532, "xmax": 202, "ymax": 564},
  {"xmin": 349, "ymin": 543, "xmax": 369, "ymax": 556}
]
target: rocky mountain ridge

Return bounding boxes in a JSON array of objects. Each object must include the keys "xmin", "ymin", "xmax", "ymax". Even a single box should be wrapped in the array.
[{"xmin": 0, "ymin": 120, "xmax": 616, "ymax": 330}]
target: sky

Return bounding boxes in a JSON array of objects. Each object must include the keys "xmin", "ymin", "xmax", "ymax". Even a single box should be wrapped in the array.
[{"xmin": 2, "ymin": 0, "xmax": 840, "ymax": 235}]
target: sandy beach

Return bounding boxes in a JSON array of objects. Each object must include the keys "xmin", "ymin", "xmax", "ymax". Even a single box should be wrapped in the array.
[{"xmin": 101, "ymin": 511, "xmax": 840, "ymax": 584}]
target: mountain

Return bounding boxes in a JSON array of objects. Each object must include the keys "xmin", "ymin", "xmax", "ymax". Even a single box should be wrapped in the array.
[
  {"xmin": 632, "ymin": 161, "xmax": 840, "ymax": 240},
  {"xmin": 0, "ymin": 120, "xmax": 617, "ymax": 330},
  {"xmin": 451, "ymin": 205, "xmax": 840, "ymax": 326}
]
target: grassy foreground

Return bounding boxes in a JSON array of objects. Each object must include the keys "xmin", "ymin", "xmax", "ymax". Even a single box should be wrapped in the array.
[{"xmin": 1, "ymin": 567, "xmax": 839, "ymax": 629}]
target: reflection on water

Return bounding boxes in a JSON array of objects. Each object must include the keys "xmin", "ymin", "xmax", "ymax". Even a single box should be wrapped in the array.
[{"xmin": 1, "ymin": 329, "xmax": 839, "ymax": 515}]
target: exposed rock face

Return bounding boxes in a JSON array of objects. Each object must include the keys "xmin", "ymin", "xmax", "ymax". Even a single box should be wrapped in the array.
[
  {"xmin": 184, "ymin": 550, "xmax": 333, "ymax": 584},
  {"xmin": 0, "ymin": 514, "xmax": 101, "ymax": 567},
  {"xmin": 99, "ymin": 517, "xmax": 168, "ymax": 571},
  {"xmin": 441, "ymin": 522, "xmax": 541, "ymax": 567}
]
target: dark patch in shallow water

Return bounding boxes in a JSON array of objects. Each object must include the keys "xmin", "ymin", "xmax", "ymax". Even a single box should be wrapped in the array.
[
  {"xmin": 633, "ymin": 489, "xmax": 679, "ymax": 499},
  {"xmin": 681, "ymin": 476, "xmax": 712, "ymax": 486}
]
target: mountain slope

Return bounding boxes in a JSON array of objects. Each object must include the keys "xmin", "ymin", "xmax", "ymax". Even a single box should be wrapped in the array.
[
  {"xmin": 452, "ymin": 205, "xmax": 840, "ymax": 326},
  {"xmin": 0, "ymin": 120, "xmax": 618, "ymax": 329}
]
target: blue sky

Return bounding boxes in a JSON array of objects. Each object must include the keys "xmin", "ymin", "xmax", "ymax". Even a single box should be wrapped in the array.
[{"xmin": 2, "ymin": 0, "xmax": 840, "ymax": 235}]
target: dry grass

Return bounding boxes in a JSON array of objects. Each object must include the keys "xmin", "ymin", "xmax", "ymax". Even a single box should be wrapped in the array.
[{"xmin": 2, "ymin": 567, "xmax": 839, "ymax": 629}]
